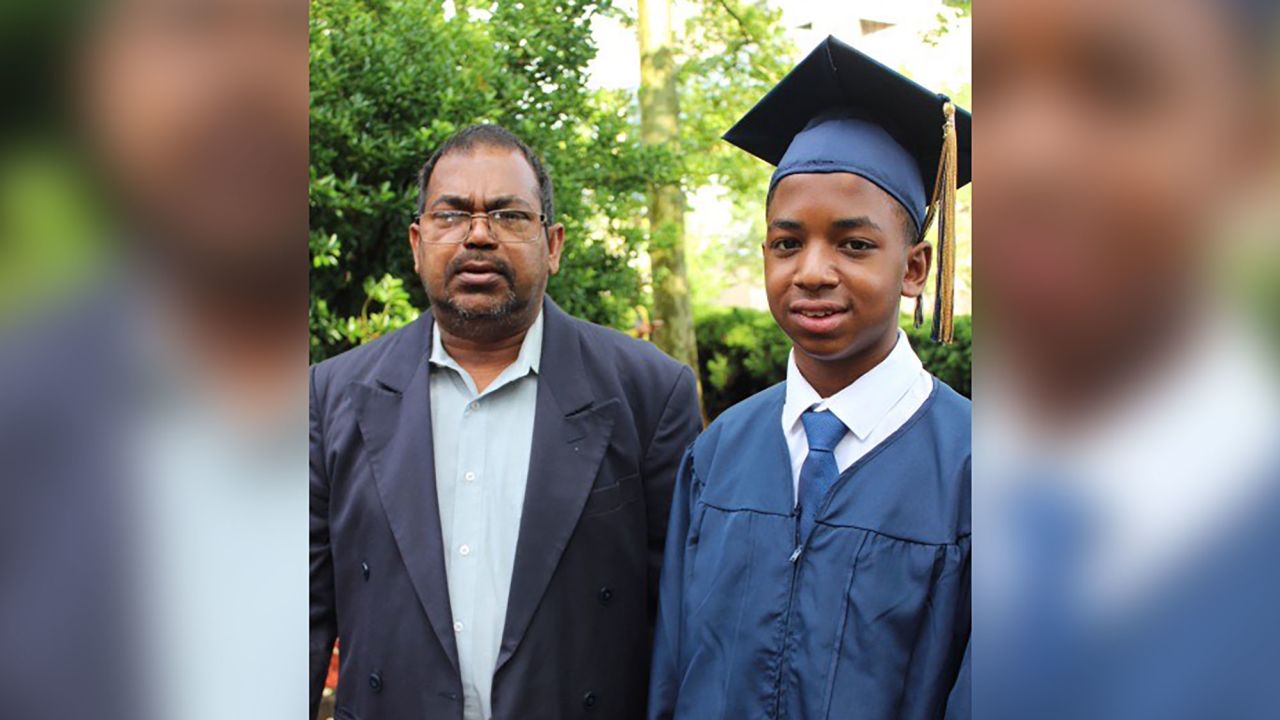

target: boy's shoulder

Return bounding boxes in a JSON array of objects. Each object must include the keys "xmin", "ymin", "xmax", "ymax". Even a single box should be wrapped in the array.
[
  {"xmin": 712, "ymin": 381, "xmax": 788, "ymax": 427},
  {"xmin": 921, "ymin": 377, "xmax": 972, "ymax": 455},
  {"xmin": 691, "ymin": 382, "xmax": 788, "ymax": 466},
  {"xmin": 695, "ymin": 375, "xmax": 970, "ymax": 461},
  {"xmin": 702, "ymin": 381, "xmax": 786, "ymax": 433},
  {"xmin": 704, "ymin": 374, "xmax": 969, "ymax": 429},
  {"xmin": 927, "ymin": 376, "xmax": 971, "ymax": 422}
]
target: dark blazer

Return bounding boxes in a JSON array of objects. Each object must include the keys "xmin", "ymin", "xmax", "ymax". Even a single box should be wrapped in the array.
[{"xmin": 310, "ymin": 298, "xmax": 702, "ymax": 720}]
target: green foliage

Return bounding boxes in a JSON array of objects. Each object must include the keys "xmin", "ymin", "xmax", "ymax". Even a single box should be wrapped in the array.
[
  {"xmin": 927, "ymin": 0, "xmax": 972, "ymax": 45},
  {"xmin": 677, "ymin": 0, "xmax": 795, "ymax": 196},
  {"xmin": 309, "ymin": 0, "xmax": 651, "ymax": 362},
  {"xmin": 905, "ymin": 314, "xmax": 972, "ymax": 397},
  {"xmin": 695, "ymin": 307, "xmax": 971, "ymax": 420},
  {"xmin": 695, "ymin": 306, "xmax": 792, "ymax": 419}
]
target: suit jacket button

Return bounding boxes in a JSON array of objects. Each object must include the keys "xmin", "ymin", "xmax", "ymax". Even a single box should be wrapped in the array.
[
  {"xmin": 583, "ymin": 691, "xmax": 597, "ymax": 709},
  {"xmin": 598, "ymin": 586, "xmax": 613, "ymax": 605},
  {"xmin": 369, "ymin": 671, "xmax": 383, "ymax": 692},
  {"xmin": 361, "ymin": 561, "xmax": 370, "ymax": 580}
]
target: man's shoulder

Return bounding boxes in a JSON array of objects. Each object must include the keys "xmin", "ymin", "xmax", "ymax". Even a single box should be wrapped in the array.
[
  {"xmin": 310, "ymin": 314, "xmax": 429, "ymax": 392},
  {"xmin": 559, "ymin": 309, "xmax": 691, "ymax": 381}
]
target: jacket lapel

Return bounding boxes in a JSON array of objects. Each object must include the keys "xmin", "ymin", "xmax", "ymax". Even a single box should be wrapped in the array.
[
  {"xmin": 495, "ymin": 300, "xmax": 616, "ymax": 672},
  {"xmin": 351, "ymin": 313, "xmax": 460, "ymax": 672}
]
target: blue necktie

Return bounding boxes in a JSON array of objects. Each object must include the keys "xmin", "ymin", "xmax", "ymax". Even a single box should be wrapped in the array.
[{"xmin": 797, "ymin": 409, "xmax": 848, "ymax": 542}]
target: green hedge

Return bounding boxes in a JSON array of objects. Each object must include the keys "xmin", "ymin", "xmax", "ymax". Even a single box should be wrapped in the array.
[{"xmin": 694, "ymin": 307, "xmax": 971, "ymax": 420}]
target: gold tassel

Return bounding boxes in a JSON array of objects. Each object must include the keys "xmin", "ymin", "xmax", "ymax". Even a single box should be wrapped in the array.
[{"xmin": 920, "ymin": 100, "xmax": 958, "ymax": 344}]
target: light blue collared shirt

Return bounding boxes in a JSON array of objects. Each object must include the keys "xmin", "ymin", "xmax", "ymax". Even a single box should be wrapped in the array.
[{"xmin": 429, "ymin": 310, "xmax": 543, "ymax": 720}]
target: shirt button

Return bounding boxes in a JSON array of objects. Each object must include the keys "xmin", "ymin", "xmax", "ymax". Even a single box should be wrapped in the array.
[
  {"xmin": 459, "ymin": 544, "xmax": 471, "ymax": 556},
  {"xmin": 464, "ymin": 471, "xmax": 476, "ymax": 482},
  {"xmin": 454, "ymin": 620, "xmax": 464, "ymax": 633}
]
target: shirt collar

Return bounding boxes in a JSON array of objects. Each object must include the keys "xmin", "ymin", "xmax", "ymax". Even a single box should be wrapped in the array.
[
  {"xmin": 429, "ymin": 308, "xmax": 544, "ymax": 391},
  {"xmin": 782, "ymin": 329, "xmax": 924, "ymax": 441}
]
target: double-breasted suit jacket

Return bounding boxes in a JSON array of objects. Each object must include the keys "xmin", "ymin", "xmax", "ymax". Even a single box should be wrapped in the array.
[{"xmin": 309, "ymin": 299, "xmax": 702, "ymax": 719}]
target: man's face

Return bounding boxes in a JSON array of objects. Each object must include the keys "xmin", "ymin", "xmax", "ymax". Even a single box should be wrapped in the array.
[
  {"xmin": 410, "ymin": 146, "xmax": 564, "ymax": 335},
  {"xmin": 978, "ymin": 0, "xmax": 1265, "ymax": 361},
  {"xmin": 81, "ymin": 0, "xmax": 307, "ymax": 289},
  {"xmin": 764, "ymin": 172, "xmax": 929, "ymax": 364}
]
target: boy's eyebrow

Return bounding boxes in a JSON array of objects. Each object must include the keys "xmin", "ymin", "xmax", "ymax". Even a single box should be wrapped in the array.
[
  {"xmin": 768, "ymin": 218, "xmax": 805, "ymax": 231},
  {"xmin": 832, "ymin": 216, "xmax": 882, "ymax": 232},
  {"xmin": 769, "ymin": 216, "xmax": 884, "ymax": 232}
]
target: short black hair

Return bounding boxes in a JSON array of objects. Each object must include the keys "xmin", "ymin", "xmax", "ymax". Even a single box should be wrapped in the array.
[
  {"xmin": 415, "ymin": 123, "xmax": 555, "ymax": 223},
  {"xmin": 765, "ymin": 180, "xmax": 921, "ymax": 245}
]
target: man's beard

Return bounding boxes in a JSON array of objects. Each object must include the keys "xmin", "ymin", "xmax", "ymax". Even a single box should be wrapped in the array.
[
  {"xmin": 433, "ymin": 286, "xmax": 526, "ymax": 321},
  {"xmin": 423, "ymin": 251, "xmax": 535, "ymax": 341}
]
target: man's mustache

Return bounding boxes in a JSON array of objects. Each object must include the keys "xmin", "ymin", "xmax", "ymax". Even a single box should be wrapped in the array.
[{"xmin": 445, "ymin": 251, "xmax": 516, "ymax": 285}]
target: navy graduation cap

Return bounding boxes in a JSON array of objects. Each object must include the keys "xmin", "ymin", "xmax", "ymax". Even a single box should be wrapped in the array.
[{"xmin": 724, "ymin": 35, "xmax": 972, "ymax": 343}]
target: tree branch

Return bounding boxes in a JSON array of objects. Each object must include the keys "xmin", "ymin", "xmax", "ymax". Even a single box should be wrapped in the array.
[{"xmin": 713, "ymin": 0, "xmax": 763, "ymax": 48}]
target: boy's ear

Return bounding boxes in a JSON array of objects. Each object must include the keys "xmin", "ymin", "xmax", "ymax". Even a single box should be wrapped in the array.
[{"xmin": 902, "ymin": 240, "xmax": 932, "ymax": 298}]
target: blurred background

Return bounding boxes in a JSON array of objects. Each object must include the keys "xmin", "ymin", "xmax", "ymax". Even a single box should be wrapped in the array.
[
  {"xmin": 1, "ymin": 0, "xmax": 307, "ymax": 718},
  {"xmin": 975, "ymin": 0, "xmax": 1280, "ymax": 718},
  {"xmin": 307, "ymin": 0, "xmax": 973, "ymax": 421}
]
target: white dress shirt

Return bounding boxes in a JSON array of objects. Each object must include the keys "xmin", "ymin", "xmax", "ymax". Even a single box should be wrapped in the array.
[
  {"xmin": 781, "ymin": 329, "xmax": 935, "ymax": 502},
  {"xmin": 429, "ymin": 310, "xmax": 543, "ymax": 720}
]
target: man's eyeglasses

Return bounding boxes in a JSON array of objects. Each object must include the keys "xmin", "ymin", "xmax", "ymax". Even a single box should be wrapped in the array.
[{"xmin": 419, "ymin": 209, "xmax": 548, "ymax": 244}]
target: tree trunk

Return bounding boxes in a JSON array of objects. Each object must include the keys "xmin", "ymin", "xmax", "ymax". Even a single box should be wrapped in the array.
[{"xmin": 638, "ymin": 0, "xmax": 702, "ymax": 410}]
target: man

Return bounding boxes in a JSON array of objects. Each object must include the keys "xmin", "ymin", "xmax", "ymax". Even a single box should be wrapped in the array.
[
  {"xmin": 649, "ymin": 37, "xmax": 971, "ymax": 720},
  {"xmin": 309, "ymin": 124, "xmax": 702, "ymax": 720}
]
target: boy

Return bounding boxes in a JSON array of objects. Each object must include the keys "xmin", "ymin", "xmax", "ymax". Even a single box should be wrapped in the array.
[{"xmin": 648, "ymin": 37, "xmax": 971, "ymax": 720}]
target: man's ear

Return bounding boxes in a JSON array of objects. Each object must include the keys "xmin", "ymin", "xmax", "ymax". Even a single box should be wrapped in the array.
[
  {"xmin": 409, "ymin": 222, "xmax": 423, "ymax": 274},
  {"xmin": 546, "ymin": 223, "xmax": 566, "ymax": 275},
  {"xmin": 902, "ymin": 240, "xmax": 933, "ymax": 298}
]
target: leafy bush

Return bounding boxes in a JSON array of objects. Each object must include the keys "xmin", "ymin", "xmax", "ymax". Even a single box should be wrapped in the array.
[
  {"xmin": 694, "ymin": 307, "xmax": 791, "ymax": 419},
  {"xmin": 695, "ymin": 307, "xmax": 972, "ymax": 420},
  {"xmin": 906, "ymin": 314, "xmax": 972, "ymax": 398}
]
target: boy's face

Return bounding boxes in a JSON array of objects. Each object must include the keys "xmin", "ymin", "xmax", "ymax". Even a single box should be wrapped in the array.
[{"xmin": 764, "ymin": 172, "xmax": 930, "ymax": 364}]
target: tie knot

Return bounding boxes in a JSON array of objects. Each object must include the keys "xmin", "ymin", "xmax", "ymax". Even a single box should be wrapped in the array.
[{"xmin": 801, "ymin": 409, "xmax": 847, "ymax": 452}]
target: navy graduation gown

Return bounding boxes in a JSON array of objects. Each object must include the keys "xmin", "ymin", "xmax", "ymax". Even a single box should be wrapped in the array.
[{"xmin": 650, "ymin": 379, "xmax": 971, "ymax": 720}]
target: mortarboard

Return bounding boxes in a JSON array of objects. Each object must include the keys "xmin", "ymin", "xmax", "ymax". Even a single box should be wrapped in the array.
[{"xmin": 723, "ymin": 35, "xmax": 972, "ymax": 343}]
